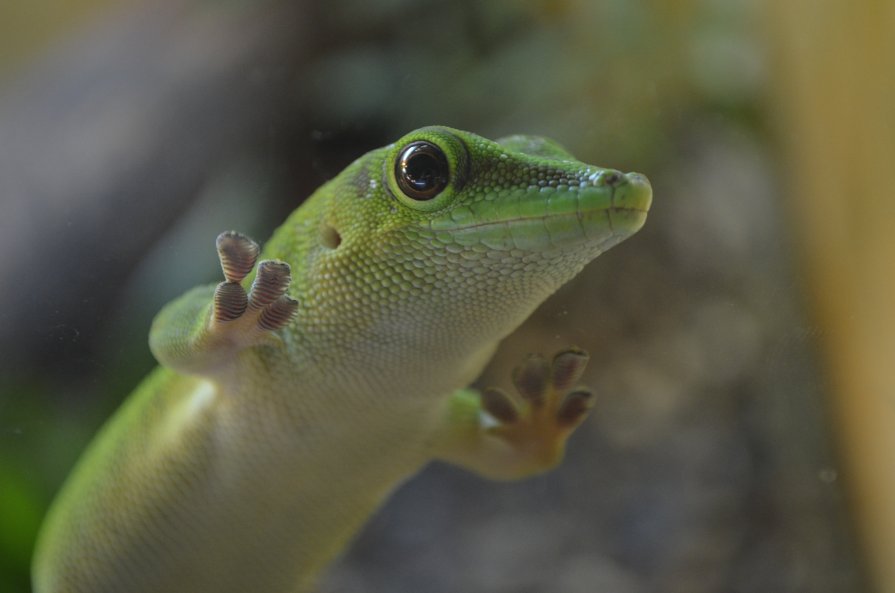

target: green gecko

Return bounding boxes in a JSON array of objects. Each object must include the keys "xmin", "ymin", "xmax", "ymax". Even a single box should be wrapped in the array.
[{"xmin": 32, "ymin": 126, "xmax": 651, "ymax": 592}]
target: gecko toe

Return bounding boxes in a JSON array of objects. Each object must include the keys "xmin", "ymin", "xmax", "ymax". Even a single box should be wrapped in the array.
[
  {"xmin": 213, "ymin": 281, "xmax": 248, "ymax": 322},
  {"xmin": 258, "ymin": 296, "xmax": 299, "ymax": 331},
  {"xmin": 556, "ymin": 388, "xmax": 595, "ymax": 427},
  {"xmin": 511, "ymin": 354, "xmax": 550, "ymax": 405},
  {"xmin": 216, "ymin": 231, "xmax": 260, "ymax": 283},
  {"xmin": 481, "ymin": 387, "xmax": 520, "ymax": 423},
  {"xmin": 550, "ymin": 348, "xmax": 589, "ymax": 392},
  {"xmin": 249, "ymin": 261, "xmax": 292, "ymax": 309}
]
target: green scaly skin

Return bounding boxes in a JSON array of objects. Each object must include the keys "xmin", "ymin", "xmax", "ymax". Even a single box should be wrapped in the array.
[{"xmin": 32, "ymin": 126, "xmax": 651, "ymax": 593}]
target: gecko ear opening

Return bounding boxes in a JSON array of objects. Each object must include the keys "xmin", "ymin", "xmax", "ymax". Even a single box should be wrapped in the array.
[{"xmin": 320, "ymin": 222, "xmax": 342, "ymax": 249}]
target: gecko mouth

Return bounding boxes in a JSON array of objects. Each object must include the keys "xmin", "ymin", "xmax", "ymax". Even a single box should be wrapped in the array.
[{"xmin": 427, "ymin": 171, "xmax": 651, "ymax": 252}]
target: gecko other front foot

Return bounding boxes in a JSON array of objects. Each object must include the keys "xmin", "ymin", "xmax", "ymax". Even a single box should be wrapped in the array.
[{"xmin": 481, "ymin": 348, "xmax": 595, "ymax": 470}]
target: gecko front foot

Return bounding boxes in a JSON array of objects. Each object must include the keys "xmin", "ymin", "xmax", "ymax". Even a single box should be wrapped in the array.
[
  {"xmin": 211, "ymin": 231, "xmax": 299, "ymax": 345},
  {"xmin": 481, "ymin": 348, "xmax": 594, "ymax": 471},
  {"xmin": 148, "ymin": 231, "xmax": 299, "ymax": 375}
]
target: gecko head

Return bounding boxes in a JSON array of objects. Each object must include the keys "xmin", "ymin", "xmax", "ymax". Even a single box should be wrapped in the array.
[
  {"xmin": 310, "ymin": 126, "xmax": 651, "ymax": 342},
  {"xmin": 386, "ymin": 127, "xmax": 651, "ymax": 250}
]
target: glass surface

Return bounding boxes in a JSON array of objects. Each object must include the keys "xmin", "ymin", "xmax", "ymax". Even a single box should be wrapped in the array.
[{"xmin": 1, "ymin": 1, "xmax": 887, "ymax": 592}]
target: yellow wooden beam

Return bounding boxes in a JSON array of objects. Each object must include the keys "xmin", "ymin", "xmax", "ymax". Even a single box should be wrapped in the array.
[{"xmin": 765, "ymin": 1, "xmax": 895, "ymax": 591}]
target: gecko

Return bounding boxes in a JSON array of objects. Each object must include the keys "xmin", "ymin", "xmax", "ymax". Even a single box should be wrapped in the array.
[{"xmin": 32, "ymin": 126, "xmax": 651, "ymax": 592}]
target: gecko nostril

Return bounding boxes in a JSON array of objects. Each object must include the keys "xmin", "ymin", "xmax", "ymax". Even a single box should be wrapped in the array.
[{"xmin": 602, "ymin": 171, "xmax": 623, "ymax": 187}]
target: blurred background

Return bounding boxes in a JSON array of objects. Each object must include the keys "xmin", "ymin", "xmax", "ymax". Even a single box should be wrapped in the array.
[{"xmin": 1, "ymin": 0, "xmax": 892, "ymax": 591}]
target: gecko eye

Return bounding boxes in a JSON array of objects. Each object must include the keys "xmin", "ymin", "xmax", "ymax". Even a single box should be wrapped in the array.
[{"xmin": 395, "ymin": 141, "xmax": 449, "ymax": 201}]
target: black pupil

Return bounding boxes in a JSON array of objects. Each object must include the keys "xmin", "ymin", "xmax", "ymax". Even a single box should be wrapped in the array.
[{"xmin": 397, "ymin": 142, "xmax": 448, "ymax": 200}]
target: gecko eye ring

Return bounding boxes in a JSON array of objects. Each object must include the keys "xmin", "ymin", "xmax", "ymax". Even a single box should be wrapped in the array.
[{"xmin": 395, "ymin": 141, "xmax": 449, "ymax": 200}]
